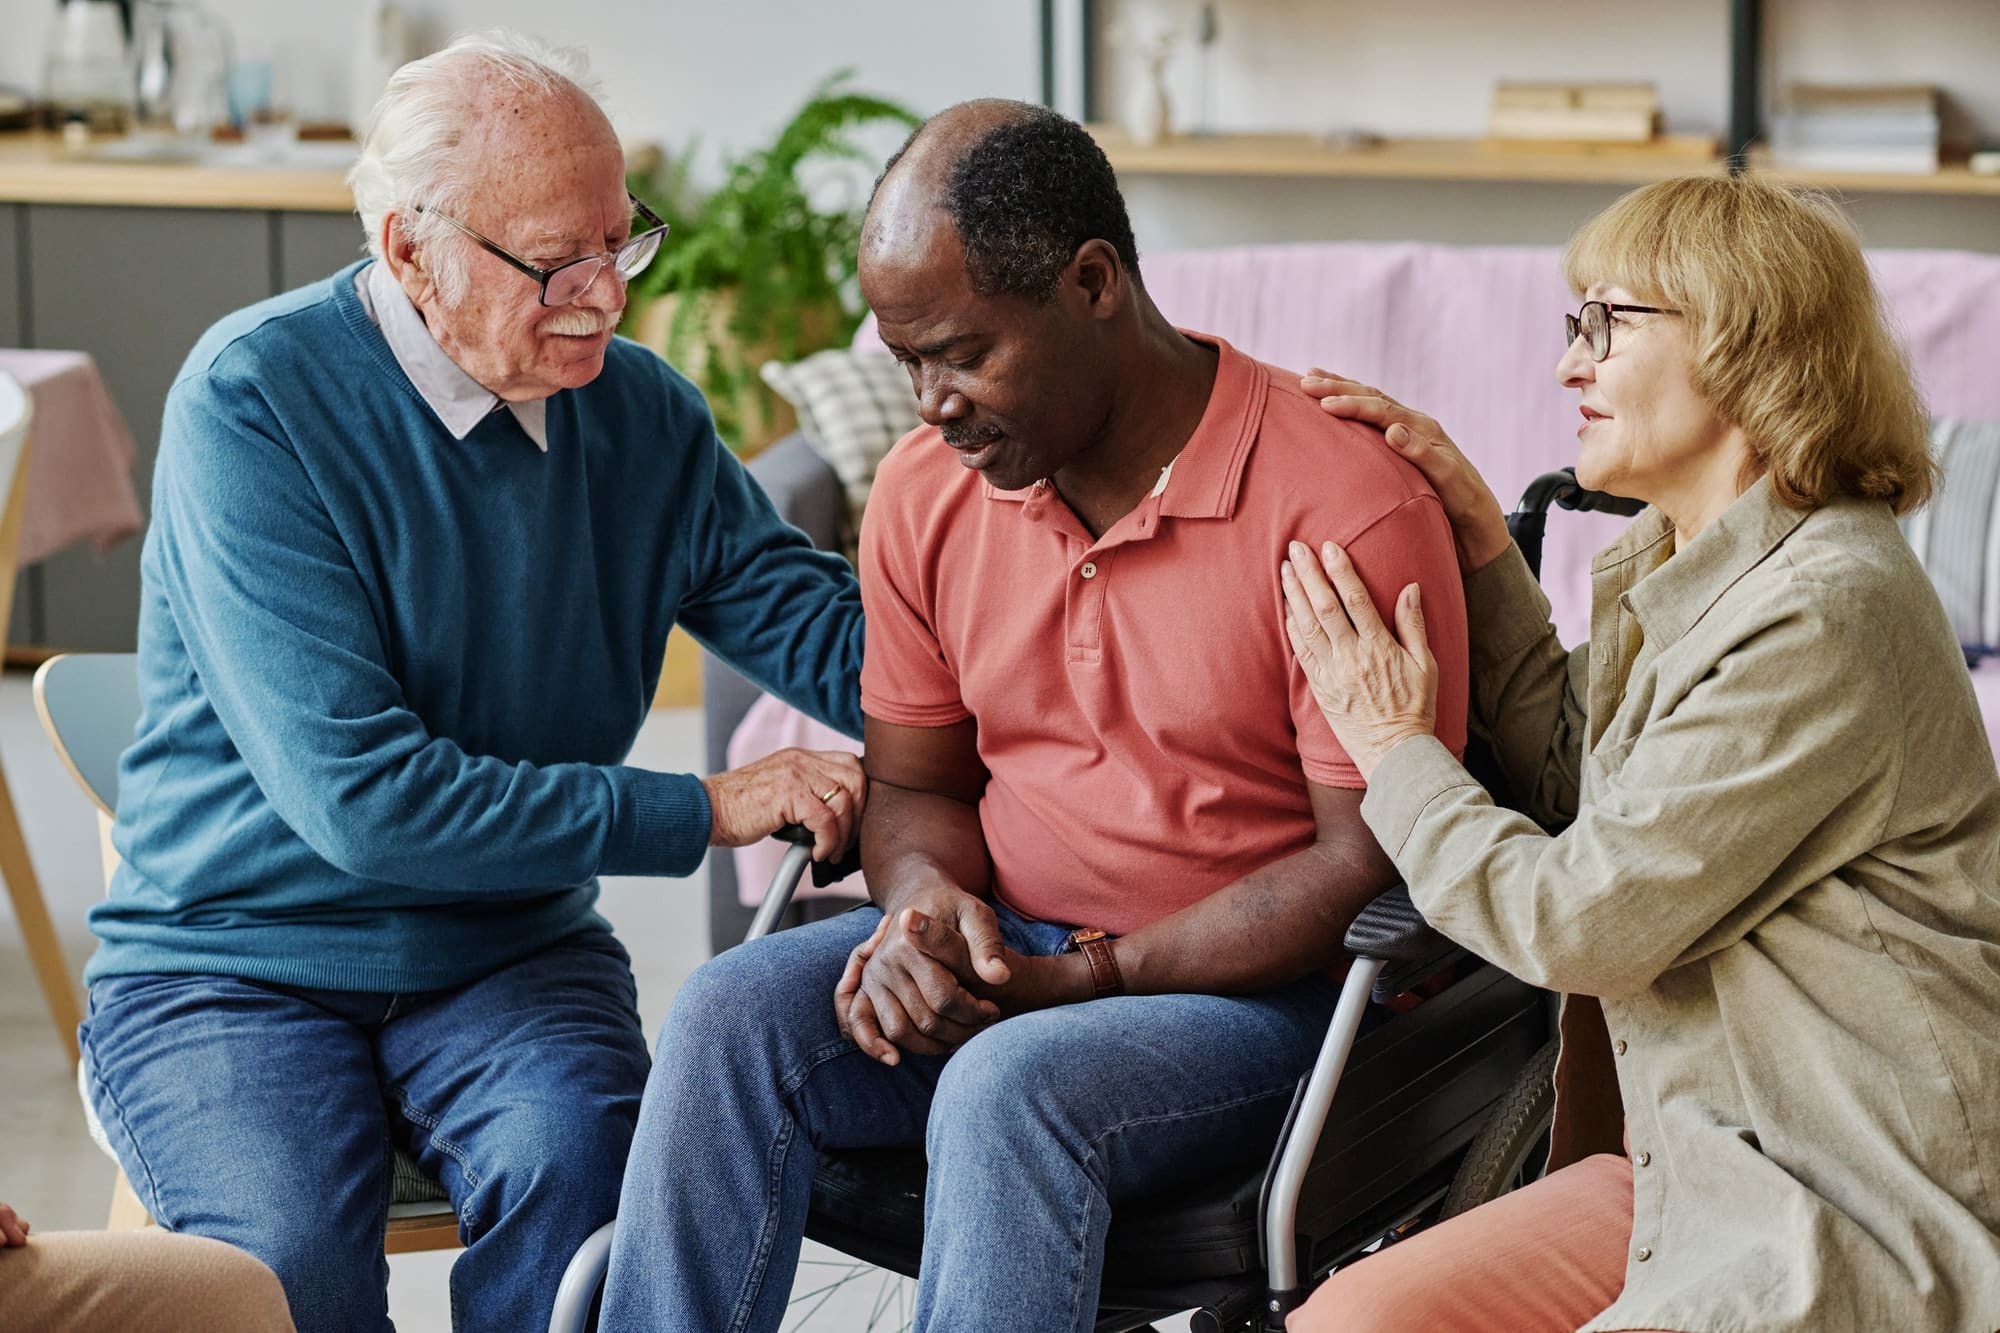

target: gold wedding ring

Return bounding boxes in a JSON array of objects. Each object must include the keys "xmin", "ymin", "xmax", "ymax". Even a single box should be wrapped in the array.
[{"xmin": 820, "ymin": 788, "xmax": 841, "ymax": 802}]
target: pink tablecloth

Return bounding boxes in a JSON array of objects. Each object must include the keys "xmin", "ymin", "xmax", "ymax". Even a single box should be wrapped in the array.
[{"xmin": 0, "ymin": 349, "xmax": 145, "ymax": 566}]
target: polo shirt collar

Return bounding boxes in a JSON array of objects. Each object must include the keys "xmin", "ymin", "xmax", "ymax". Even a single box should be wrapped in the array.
[
  {"xmin": 982, "ymin": 332, "xmax": 1258, "ymax": 519},
  {"xmin": 357, "ymin": 260, "xmax": 549, "ymax": 451}
]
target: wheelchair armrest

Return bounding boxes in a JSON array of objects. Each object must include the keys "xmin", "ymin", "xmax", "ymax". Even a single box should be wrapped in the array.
[{"xmin": 1342, "ymin": 884, "xmax": 1465, "ymax": 1003}]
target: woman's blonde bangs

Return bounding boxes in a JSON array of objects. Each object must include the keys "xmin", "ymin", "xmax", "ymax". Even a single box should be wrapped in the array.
[{"xmin": 1560, "ymin": 178, "xmax": 1708, "ymax": 309}]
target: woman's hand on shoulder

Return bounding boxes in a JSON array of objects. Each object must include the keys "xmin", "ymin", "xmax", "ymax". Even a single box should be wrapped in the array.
[
  {"xmin": 1282, "ymin": 539, "xmax": 1438, "ymax": 781},
  {"xmin": 1301, "ymin": 370, "xmax": 1514, "ymax": 575}
]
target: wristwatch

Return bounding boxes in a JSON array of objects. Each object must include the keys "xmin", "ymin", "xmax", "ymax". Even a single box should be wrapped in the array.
[{"xmin": 1063, "ymin": 927, "xmax": 1125, "ymax": 1000}]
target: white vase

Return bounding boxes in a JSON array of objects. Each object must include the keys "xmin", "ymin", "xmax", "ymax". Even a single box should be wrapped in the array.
[
  {"xmin": 1123, "ymin": 65, "xmax": 1170, "ymax": 146},
  {"xmin": 350, "ymin": 0, "xmax": 414, "ymax": 137}
]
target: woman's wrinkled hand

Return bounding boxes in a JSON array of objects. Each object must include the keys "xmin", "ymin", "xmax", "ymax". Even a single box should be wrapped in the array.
[
  {"xmin": 1300, "ymin": 370, "xmax": 1513, "ymax": 575},
  {"xmin": 1282, "ymin": 539, "xmax": 1437, "ymax": 781}
]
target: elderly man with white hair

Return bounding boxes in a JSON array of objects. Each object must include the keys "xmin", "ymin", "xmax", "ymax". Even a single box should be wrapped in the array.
[{"xmin": 73, "ymin": 30, "xmax": 865, "ymax": 1332}]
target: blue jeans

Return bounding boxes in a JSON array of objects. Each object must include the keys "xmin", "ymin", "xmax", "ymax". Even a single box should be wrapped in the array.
[
  {"xmin": 601, "ymin": 906, "xmax": 1342, "ymax": 1333},
  {"xmin": 78, "ymin": 929, "xmax": 650, "ymax": 1333}
]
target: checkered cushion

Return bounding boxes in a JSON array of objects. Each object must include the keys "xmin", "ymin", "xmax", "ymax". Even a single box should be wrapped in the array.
[
  {"xmin": 760, "ymin": 349, "xmax": 920, "ymax": 559},
  {"xmin": 1902, "ymin": 420, "xmax": 2000, "ymax": 658}
]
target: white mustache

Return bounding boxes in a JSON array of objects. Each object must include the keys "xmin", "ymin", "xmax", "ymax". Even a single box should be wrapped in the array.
[{"xmin": 542, "ymin": 308, "xmax": 617, "ymax": 336}]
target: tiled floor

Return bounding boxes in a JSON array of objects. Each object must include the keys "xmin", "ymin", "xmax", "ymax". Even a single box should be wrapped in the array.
[{"xmin": 0, "ymin": 670, "xmax": 1195, "ymax": 1331}]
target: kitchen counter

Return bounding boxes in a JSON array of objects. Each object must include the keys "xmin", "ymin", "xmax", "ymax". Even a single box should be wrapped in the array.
[{"xmin": 0, "ymin": 130, "xmax": 358, "ymax": 211}]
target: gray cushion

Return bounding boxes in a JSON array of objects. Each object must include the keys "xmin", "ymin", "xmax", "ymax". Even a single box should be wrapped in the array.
[
  {"xmin": 1903, "ymin": 420, "xmax": 2000, "ymax": 653},
  {"xmin": 760, "ymin": 349, "xmax": 920, "ymax": 559}
]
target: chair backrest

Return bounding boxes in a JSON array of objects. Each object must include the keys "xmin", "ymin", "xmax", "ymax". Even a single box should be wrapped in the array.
[{"xmin": 32, "ymin": 653, "xmax": 140, "ymax": 819}]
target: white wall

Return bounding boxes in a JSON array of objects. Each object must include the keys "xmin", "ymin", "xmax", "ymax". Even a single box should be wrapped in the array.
[
  {"xmin": 1099, "ymin": 0, "xmax": 2000, "ymax": 146},
  {"xmin": 1, "ymin": 0, "xmax": 1041, "ymax": 178},
  {"xmin": 1096, "ymin": 0, "xmax": 2000, "ymax": 253},
  {"xmin": 1101, "ymin": 0, "xmax": 1733, "ymax": 140}
]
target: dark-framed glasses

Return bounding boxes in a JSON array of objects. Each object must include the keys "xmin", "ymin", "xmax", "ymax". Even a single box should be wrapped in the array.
[
  {"xmin": 1564, "ymin": 300, "xmax": 1681, "ymax": 362},
  {"xmin": 415, "ymin": 194, "xmax": 669, "ymax": 306}
]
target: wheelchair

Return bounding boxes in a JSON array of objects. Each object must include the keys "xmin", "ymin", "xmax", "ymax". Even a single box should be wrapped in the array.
[{"xmin": 551, "ymin": 469, "xmax": 1641, "ymax": 1333}]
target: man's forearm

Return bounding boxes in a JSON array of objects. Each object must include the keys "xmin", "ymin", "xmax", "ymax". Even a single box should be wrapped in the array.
[
  {"xmin": 1111, "ymin": 837, "xmax": 1398, "ymax": 996},
  {"xmin": 859, "ymin": 780, "xmax": 992, "ymax": 917}
]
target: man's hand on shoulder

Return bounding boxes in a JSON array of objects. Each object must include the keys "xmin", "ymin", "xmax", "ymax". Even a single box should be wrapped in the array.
[
  {"xmin": 702, "ymin": 748, "xmax": 867, "ymax": 863},
  {"xmin": 834, "ymin": 883, "xmax": 1012, "ymax": 1065}
]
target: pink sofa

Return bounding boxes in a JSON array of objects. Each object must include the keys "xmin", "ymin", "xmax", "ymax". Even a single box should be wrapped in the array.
[{"xmin": 730, "ymin": 242, "xmax": 2000, "ymax": 906}]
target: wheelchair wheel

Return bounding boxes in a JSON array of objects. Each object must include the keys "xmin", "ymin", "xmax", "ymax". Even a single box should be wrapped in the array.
[
  {"xmin": 1436, "ymin": 1036, "xmax": 1558, "ymax": 1221},
  {"xmin": 784, "ymin": 1244, "xmax": 918, "ymax": 1332}
]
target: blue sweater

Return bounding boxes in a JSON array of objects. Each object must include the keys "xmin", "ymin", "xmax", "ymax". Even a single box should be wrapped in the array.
[{"xmin": 86, "ymin": 262, "xmax": 863, "ymax": 991}]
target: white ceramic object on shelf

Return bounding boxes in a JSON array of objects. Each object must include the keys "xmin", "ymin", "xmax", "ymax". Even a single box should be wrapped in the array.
[
  {"xmin": 350, "ymin": 0, "xmax": 415, "ymax": 137},
  {"xmin": 1109, "ymin": 22, "xmax": 1179, "ymax": 148}
]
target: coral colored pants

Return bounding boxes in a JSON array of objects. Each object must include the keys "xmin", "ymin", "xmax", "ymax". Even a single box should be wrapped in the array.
[{"xmin": 1287, "ymin": 1152, "xmax": 1677, "ymax": 1333}]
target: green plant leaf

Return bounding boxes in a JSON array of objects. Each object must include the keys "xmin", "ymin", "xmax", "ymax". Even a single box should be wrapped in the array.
[{"xmin": 621, "ymin": 70, "xmax": 919, "ymax": 452}]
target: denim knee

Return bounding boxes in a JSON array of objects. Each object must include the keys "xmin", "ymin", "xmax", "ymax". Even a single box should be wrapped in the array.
[
  {"xmin": 460, "ymin": 1098, "xmax": 633, "ymax": 1236},
  {"xmin": 928, "ymin": 1020, "xmax": 1082, "ymax": 1157},
  {"xmin": 658, "ymin": 916, "xmax": 871, "ymax": 1065}
]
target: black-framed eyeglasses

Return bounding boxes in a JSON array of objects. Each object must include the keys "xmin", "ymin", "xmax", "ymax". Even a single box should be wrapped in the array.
[
  {"xmin": 1565, "ymin": 300, "xmax": 1681, "ymax": 362},
  {"xmin": 414, "ymin": 194, "xmax": 669, "ymax": 306}
]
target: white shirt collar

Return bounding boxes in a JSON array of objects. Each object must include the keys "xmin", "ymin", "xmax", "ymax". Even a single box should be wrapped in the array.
[{"xmin": 357, "ymin": 260, "xmax": 549, "ymax": 451}]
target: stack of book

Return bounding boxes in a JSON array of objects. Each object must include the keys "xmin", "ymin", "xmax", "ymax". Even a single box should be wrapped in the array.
[
  {"xmin": 1487, "ymin": 83, "xmax": 1660, "ymax": 146},
  {"xmin": 1770, "ymin": 85, "xmax": 1940, "ymax": 174}
]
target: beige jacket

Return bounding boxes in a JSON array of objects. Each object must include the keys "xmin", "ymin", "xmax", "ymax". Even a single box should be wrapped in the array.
[{"xmin": 1361, "ymin": 478, "xmax": 2000, "ymax": 1332}]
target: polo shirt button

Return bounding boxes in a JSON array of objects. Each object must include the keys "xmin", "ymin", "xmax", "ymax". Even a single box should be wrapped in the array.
[
  {"xmin": 1080, "ymin": 562, "xmax": 1098, "ymax": 579},
  {"xmin": 1635, "ymin": 1150, "xmax": 1651, "ymax": 1167},
  {"xmin": 1613, "ymin": 1039, "xmax": 1627, "ymax": 1055},
  {"xmin": 1633, "ymin": 1246, "xmax": 1652, "ymax": 1263}
]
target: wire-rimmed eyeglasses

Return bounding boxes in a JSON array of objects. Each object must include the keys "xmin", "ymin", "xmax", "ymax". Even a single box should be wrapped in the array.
[
  {"xmin": 1565, "ymin": 300, "xmax": 1682, "ymax": 362},
  {"xmin": 415, "ymin": 194, "xmax": 669, "ymax": 306}
]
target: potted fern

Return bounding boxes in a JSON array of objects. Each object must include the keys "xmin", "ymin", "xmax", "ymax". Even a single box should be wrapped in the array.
[{"xmin": 625, "ymin": 72, "xmax": 919, "ymax": 455}]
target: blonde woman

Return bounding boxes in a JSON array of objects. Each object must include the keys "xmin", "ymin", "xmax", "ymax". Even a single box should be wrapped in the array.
[{"xmin": 1281, "ymin": 176, "xmax": 2000, "ymax": 1332}]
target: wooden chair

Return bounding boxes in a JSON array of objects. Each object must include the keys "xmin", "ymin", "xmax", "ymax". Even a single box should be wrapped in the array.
[
  {"xmin": 32, "ymin": 652, "xmax": 461, "ymax": 1252},
  {"xmin": 0, "ymin": 371, "xmax": 83, "ymax": 1068}
]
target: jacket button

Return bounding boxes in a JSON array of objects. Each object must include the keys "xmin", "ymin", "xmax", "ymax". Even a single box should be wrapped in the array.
[
  {"xmin": 1634, "ymin": 1247, "xmax": 1652, "ymax": 1262},
  {"xmin": 1635, "ymin": 1151, "xmax": 1651, "ymax": 1167},
  {"xmin": 1080, "ymin": 562, "xmax": 1098, "ymax": 579},
  {"xmin": 1613, "ymin": 1039, "xmax": 1627, "ymax": 1055}
]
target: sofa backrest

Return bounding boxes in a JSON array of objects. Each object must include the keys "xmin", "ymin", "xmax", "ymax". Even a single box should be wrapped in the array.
[{"xmin": 862, "ymin": 243, "xmax": 2000, "ymax": 647}]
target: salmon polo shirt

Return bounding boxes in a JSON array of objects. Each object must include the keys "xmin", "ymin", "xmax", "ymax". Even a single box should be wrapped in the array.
[{"xmin": 858, "ymin": 334, "xmax": 1469, "ymax": 936}]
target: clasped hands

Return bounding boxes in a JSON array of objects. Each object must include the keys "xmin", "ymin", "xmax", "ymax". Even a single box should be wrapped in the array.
[{"xmin": 833, "ymin": 886, "xmax": 1080, "ymax": 1066}]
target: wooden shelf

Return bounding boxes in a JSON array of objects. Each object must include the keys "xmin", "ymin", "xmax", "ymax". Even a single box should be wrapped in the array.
[
  {"xmin": 0, "ymin": 131, "xmax": 355, "ymax": 211},
  {"xmin": 0, "ymin": 131, "xmax": 666, "ymax": 212},
  {"xmin": 1746, "ymin": 150, "xmax": 2000, "ymax": 197},
  {"xmin": 1091, "ymin": 126, "xmax": 1725, "ymax": 188},
  {"xmin": 1089, "ymin": 126, "xmax": 2000, "ymax": 197}
]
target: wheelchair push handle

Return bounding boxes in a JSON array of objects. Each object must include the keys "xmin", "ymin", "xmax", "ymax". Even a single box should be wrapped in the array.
[
  {"xmin": 745, "ymin": 825, "xmax": 817, "ymax": 943},
  {"xmin": 744, "ymin": 824, "xmax": 865, "ymax": 945},
  {"xmin": 1506, "ymin": 467, "xmax": 1645, "ymax": 581}
]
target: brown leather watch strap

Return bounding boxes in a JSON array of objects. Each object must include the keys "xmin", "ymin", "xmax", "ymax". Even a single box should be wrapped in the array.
[{"xmin": 1077, "ymin": 934, "xmax": 1124, "ymax": 1000}]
